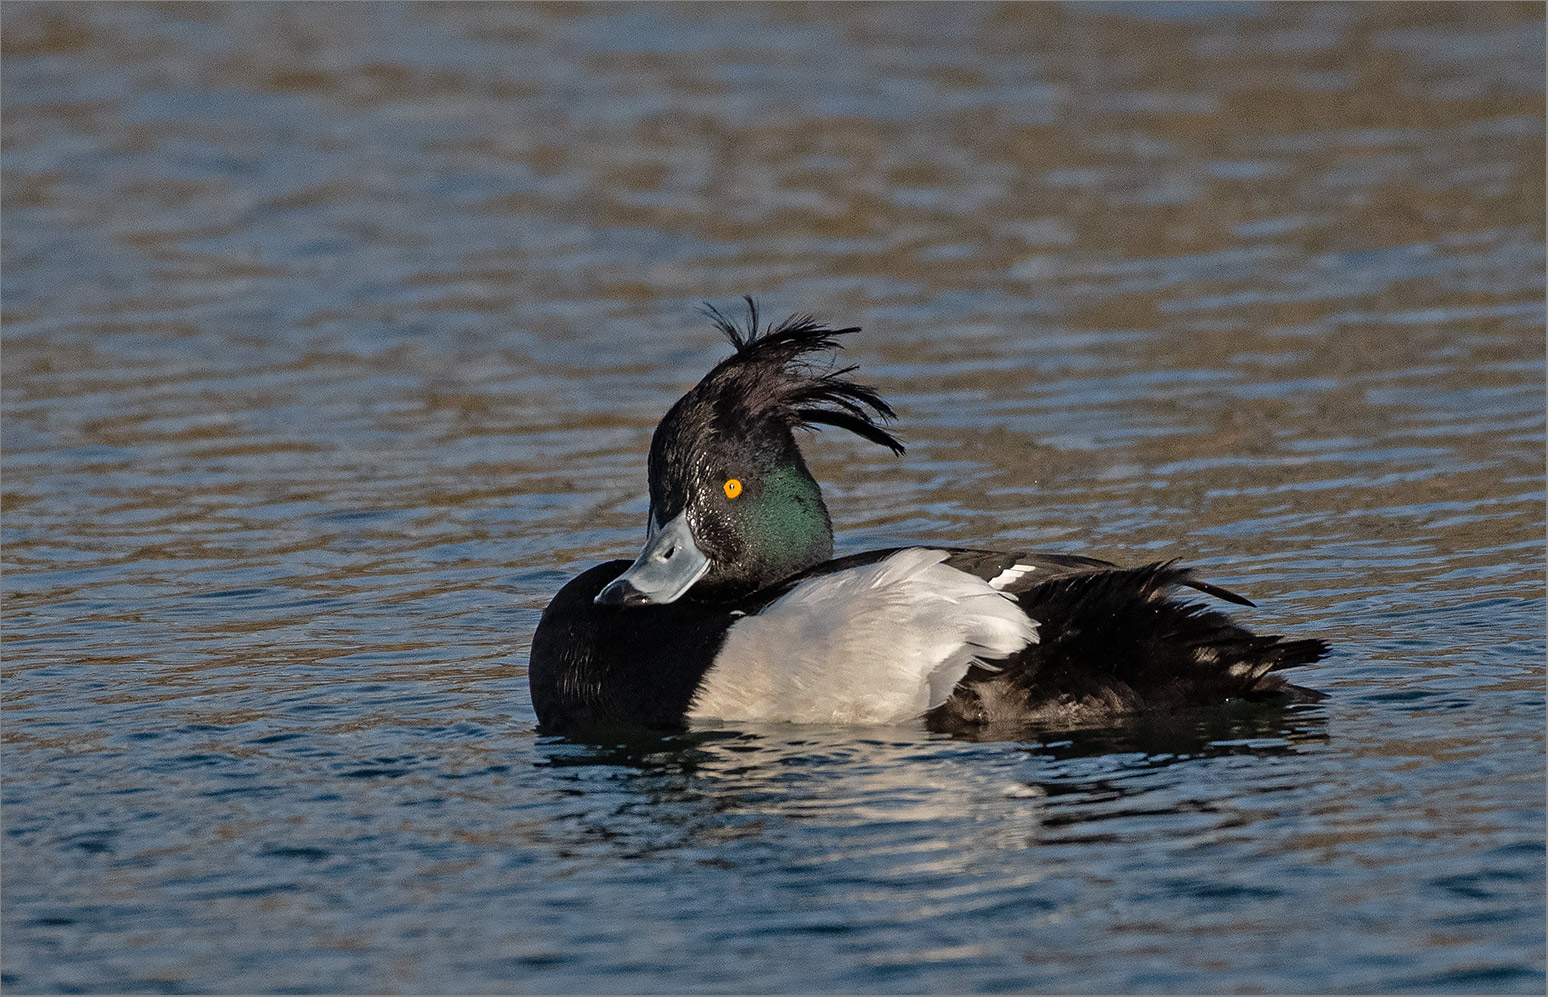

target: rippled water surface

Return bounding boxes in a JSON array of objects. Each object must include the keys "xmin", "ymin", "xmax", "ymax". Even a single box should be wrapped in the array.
[{"xmin": 4, "ymin": 3, "xmax": 1544, "ymax": 993}]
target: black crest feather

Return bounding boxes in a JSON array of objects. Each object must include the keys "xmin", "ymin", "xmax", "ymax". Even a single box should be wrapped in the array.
[{"xmin": 693, "ymin": 296, "xmax": 904, "ymax": 454}]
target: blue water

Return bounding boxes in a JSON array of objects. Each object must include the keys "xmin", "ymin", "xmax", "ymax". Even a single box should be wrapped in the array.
[{"xmin": 3, "ymin": 3, "xmax": 1544, "ymax": 992}]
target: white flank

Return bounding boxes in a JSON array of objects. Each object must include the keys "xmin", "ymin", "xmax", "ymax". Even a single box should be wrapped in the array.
[
  {"xmin": 987, "ymin": 563, "xmax": 1037, "ymax": 590},
  {"xmin": 687, "ymin": 549, "xmax": 1039, "ymax": 725}
]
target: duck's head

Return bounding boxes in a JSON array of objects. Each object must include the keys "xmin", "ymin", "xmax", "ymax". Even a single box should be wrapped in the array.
[{"xmin": 596, "ymin": 299, "xmax": 904, "ymax": 607}]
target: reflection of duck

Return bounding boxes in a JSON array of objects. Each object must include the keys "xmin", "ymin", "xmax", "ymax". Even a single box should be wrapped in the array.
[{"xmin": 530, "ymin": 302, "xmax": 1329, "ymax": 736}]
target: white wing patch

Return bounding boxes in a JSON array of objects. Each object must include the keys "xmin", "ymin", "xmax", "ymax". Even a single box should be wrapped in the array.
[
  {"xmin": 987, "ymin": 563, "xmax": 1037, "ymax": 590},
  {"xmin": 688, "ymin": 549, "xmax": 1038, "ymax": 725}
]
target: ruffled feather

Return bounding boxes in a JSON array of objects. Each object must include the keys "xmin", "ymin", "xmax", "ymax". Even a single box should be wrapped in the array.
[{"xmin": 694, "ymin": 296, "xmax": 905, "ymax": 454}]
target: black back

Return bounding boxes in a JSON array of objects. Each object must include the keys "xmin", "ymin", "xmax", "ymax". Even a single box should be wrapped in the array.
[{"xmin": 928, "ymin": 560, "xmax": 1329, "ymax": 733}]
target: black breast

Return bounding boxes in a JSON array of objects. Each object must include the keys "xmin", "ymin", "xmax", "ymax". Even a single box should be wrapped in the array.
[{"xmin": 529, "ymin": 561, "xmax": 738, "ymax": 734}]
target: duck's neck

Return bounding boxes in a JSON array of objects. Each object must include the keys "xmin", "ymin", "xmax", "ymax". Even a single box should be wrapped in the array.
[{"xmin": 748, "ymin": 458, "xmax": 833, "ymax": 576}]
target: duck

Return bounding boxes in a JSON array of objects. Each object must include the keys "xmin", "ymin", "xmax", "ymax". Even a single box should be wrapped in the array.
[{"xmin": 529, "ymin": 300, "xmax": 1329, "ymax": 736}]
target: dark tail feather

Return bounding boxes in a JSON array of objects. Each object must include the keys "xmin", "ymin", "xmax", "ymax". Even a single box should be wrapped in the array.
[
  {"xmin": 934, "ymin": 561, "xmax": 1330, "ymax": 729},
  {"xmin": 1182, "ymin": 575, "xmax": 1256, "ymax": 607},
  {"xmin": 1239, "ymin": 635, "xmax": 1331, "ymax": 702}
]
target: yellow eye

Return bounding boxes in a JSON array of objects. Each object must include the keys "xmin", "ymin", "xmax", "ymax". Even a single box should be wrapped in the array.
[{"xmin": 723, "ymin": 478, "xmax": 743, "ymax": 499}]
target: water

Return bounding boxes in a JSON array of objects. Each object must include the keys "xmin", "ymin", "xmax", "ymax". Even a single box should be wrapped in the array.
[{"xmin": 3, "ymin": 2, "xmax": 1543, "ymax": 992}]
